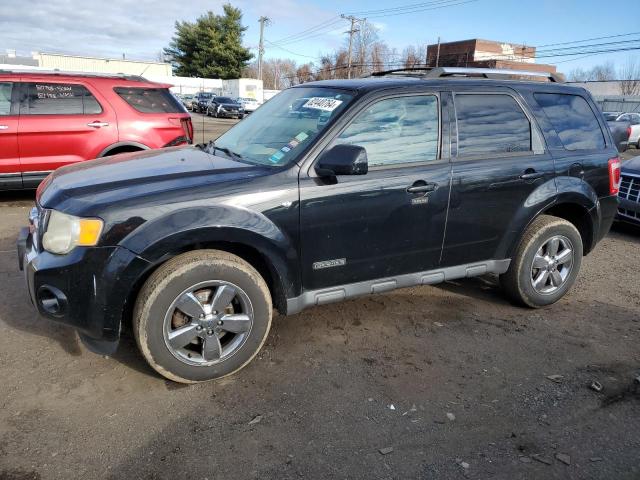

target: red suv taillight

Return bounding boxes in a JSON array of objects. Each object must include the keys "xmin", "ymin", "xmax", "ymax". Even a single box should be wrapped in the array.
[
  {"xmin": 182, "ymin": 117, "xmax": 194, "ymax": 143},
  {"xmin": 608, "ymin": 157, "xmax": 621, "ymax": 195}
]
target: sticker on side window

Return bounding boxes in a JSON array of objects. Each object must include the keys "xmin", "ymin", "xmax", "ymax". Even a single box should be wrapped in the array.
[{"xmin": 302, "ymin": 97, "xmax": 343, "ymax": 112}]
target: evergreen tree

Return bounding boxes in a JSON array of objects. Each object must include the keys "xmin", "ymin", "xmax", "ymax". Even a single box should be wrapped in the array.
[{"xmin": 164, "ymin": 5, "xmax": 253, "ymax": 79}]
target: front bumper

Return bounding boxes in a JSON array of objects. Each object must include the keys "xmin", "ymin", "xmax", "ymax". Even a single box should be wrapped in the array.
[
  {"xmin": 18, "ymin": 225, "xmax": 151, "ymax": 342},
  {"xmin": 218, "ymin": 109, "xmax": 243, "ymax": 118}
]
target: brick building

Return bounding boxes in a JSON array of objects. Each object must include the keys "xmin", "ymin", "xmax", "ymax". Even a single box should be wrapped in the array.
[{"xmin": 426, "ymin": 39, "xmax": 557, "ymax": 75}]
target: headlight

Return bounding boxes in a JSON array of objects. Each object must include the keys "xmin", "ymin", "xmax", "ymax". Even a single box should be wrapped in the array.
[{"xmin": 42, "ymin": 210, "xmax": 104, "ymax": 254}]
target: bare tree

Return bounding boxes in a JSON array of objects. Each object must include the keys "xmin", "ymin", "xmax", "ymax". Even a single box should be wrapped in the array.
[
  {"xmin": 589, "ymin": 61, "xmax": 616, "ymax": 81},
  {"xmin": 315, "ymin": 55, "xmax": 335, "ymax": 80},
  {"xmin": 401, "ymin": 44, "xmax": 426, "ymax": 68},
  {"xmin": 619, "ymin": 57, "xmax": 640, "ymax": 96},
  {"xmin": 568, "ymin": 67, "xmax": 588, "ymax": 82},
  {"xmin": 296, "ymin": 63, "xmax": 314, "ymax": 84},
  {"xmin": 241, "ymin": 58, "xmax": 296, "ymax": 89},
  {"xmin": 370, "ymin": 41, "xmax": 393, "ymax": 73}
]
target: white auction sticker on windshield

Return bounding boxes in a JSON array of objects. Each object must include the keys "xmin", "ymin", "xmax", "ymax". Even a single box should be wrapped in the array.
[{"xmin": 302, "ymin": 97, "xmax": 343, "ymax": 111}]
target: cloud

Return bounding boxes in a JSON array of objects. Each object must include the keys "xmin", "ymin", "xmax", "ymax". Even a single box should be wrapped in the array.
[
  {"xmin": 0, "ymin": 0, "xmax": 336, "ymax": 60},
  {"xmin": 0, "ymin": 0, "xmax": 227, "ymax": 58}
]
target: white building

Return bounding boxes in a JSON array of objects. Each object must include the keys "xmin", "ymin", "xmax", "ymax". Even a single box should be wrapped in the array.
[
  {"xmin": 34, "ymin": 52, "xmax": 172, "ymax": 77},
  {"xmin": 2, "ymin": 50, "xmax": 266, "ymax": 102}
]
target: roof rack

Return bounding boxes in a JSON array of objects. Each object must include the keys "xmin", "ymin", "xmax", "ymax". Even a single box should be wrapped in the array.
[
  {"xmin": 369, "ymin": 66, "xmax": 565, "ymax": 83},
  {"xmin": 0, "ymin": 69, "xmax": 148, "ymax": 82}
]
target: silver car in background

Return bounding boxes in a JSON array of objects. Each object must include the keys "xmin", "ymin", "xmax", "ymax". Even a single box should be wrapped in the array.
[{"xmin": 237, "ymin": 97, "xmax": 260, "ymax": 113}]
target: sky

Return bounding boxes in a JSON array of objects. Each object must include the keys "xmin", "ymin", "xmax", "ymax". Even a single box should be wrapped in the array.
[{"xmin": 1, "ymin": 0, "xmax": 638, "ymax": 76}]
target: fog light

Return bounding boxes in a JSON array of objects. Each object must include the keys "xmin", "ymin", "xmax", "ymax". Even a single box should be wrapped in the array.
[{"xmin": 37, "ymin": 285, "xmax": 67, "ymax": 317}]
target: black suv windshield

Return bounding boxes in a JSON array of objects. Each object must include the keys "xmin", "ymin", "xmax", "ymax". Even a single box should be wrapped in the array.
[
  {"xmin": 216, "ymin": 97, "xmax": 236, "ymax": 103},
  {"xmin": 213, "ymin": 87, "xmax": 354, "ymax": 166}
]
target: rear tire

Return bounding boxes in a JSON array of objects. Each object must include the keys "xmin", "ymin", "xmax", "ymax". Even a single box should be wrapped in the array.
[
  {"xmin": 501, "ymin": 215, "xmax": 583, "ymax": 308},
  {"xmin": 133, "ymin": 250, "xmax": 272, "ymax": 383}
]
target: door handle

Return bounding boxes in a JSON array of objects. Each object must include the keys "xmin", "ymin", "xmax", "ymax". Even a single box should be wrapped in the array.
[
  {"xmin": 520, "ymin": 171, "xmax": 545, "ymax": 180},
  {"xmin": 87, "ymin": 121, "xmax": 109, "ymax": 128},
  {"xmin": 407, "ymin": 183, "xmax": 437, "ymax": 194},
  {"xmin": 0, "ymin": 125, "xmax": 8, "ymax": 130}
]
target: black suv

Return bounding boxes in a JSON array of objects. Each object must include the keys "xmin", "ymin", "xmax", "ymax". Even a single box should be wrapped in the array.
[
  {"xmin": 206, "ymin": 96, "xmax": 245, "ymax": 119},
  {"xmin": 17, "ymin": 67, "xmax": 620, "ymax": 383},
  {"xmin": 193, "ymin": 91, "xmax": 214, "ymax": 113}
]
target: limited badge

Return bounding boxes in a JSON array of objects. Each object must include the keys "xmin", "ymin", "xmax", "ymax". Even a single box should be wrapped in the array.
[{"xmin": 312, "ymin": 258, "xmax": 346, "ymax": 270}]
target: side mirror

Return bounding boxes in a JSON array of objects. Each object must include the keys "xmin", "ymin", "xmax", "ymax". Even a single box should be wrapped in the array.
[{"xmin": 315, "ymin": 144, "xmax": 368, "ymax": 177}]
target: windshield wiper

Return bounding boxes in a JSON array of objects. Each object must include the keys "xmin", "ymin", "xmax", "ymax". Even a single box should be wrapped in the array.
[
  {"xmin": 214, "ymin": 145, "xmax": 243, "ymax": 160},
  {"xmin": 200, "ymin": 141, "xmax": 243, "ymax": 160}
]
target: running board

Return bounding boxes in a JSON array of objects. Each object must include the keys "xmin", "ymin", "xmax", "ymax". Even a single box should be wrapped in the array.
[{"xmin": 286, "ymin": 259, "xmax": 511, "ymax": 315}]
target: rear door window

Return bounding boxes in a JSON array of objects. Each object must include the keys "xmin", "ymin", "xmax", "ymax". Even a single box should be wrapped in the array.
[
  {"xmin": 455, "ymin": 93, "xmax": 532, "ymax": 156},
  {"xmin": 535, "ymin": 93, "xmax": 605, "ymax": 150},
  {"xmin": 0, "ymin": 82, "xmax": 12, "ymax": 115},
  {"xmin": 114, "ymin": 87, "xmax": 186, "ymax": 113},
  {"xmin": 22, "ymin": 83, "xmax": 102, "ymax": 115}
]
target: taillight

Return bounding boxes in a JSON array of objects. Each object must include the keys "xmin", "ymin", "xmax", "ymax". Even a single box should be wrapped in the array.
[
  {"xmin": 608, "ymin": 157, "xmax": 621, "ymax": 195},
  {"xmin": 627, "ymin": 126, "xmax": 632, "ymax": 138},
  {"xmin": 181, "ymin": 117, "xmax": 194, "ymax": 143},
  {"xmin": 168, "ymin": 117, "xmax": 193, "ymax": 144}
]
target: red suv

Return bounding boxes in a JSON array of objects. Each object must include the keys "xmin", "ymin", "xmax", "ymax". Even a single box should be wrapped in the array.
[{"xmin": 0, "ymin": 71, "xmax": 193, "ymax": 189}]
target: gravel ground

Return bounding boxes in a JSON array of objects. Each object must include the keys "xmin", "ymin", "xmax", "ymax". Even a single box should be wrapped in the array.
[{"xmin": 0, "ymin": 115, "xmax": 639, "ymax": 479}]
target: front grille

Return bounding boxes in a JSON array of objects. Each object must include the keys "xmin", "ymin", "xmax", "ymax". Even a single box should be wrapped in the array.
[{"xmin": 619, "ymin": 173, "xmax": 640, "ymax": 203}]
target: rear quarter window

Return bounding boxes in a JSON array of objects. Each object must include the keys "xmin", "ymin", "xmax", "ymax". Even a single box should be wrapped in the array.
[
  {"xmin": 114, "ymin": 87, "xmax": 187, "ymax": 113},
  {"xmin": 534, "ymin": 93, "xmax": 605, "ymax": 150}
]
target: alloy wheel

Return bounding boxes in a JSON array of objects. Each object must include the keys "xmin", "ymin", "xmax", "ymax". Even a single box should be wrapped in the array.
[
  {"xmin": 530, "ymin": 235, "xmax": 574, "ymax": 295},
  {"xmin": 162, "ymin": 280, "xmax": 254, "ymax": 366}
]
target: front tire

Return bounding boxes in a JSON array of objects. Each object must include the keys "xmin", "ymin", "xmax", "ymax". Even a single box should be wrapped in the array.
[
  {"xmin": 501, "ymin": 215, "xmax": 583, "ymax": 308},
  {"xmin": 133, "ymin": 250, "xmax": 272, "ymax": 383}
]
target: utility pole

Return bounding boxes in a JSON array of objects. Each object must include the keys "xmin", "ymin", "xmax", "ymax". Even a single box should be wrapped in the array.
[
  {"xmin": 359, "ymin": 18, "xmax": 367, "ymax": 76},
  {"xmin": 435, "ymin": 36, "xmax": 441, "ymax": 67},
  {"xmin": 258, "ymin": 16, "xmax": 270, "ymax": 81},
  {"xmin": 341, "ymin": 14, "xmax": 362, "ymax": 79}
]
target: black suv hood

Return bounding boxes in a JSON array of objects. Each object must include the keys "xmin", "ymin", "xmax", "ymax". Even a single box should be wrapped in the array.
[
  {"xmin": 38, "ymin": 146, "xmax": 270, "ymax": 211},
  {"xmin": 622, "ymin": 155, "xmax": 640, "ymax": 173}
]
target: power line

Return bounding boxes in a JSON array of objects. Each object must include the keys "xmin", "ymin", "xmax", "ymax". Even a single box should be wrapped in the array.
[
  {"xmin": 536, "ymin": 37, "xmax": 640, "ymax": 55},
  {"xmin": 536, "ymin": 31, "xmax": 640, "ymax": 48},
  {"xmin": 269, "ymin": 0, "xmax": 475, "ymax": 47},
  {"xmin": 269, "ymin": 17, "xmax": 343, "ymax": 46},
  {"xmin": 264, "ymin": 39, "xmax": 321, "ymax": 60},
  {"xmin": 346, "ymin": 0, "xmax": 477, "ymax": 16},
  {"xmin": 351, "ymin": 0, "xmax": 479, "ymax": 19}
]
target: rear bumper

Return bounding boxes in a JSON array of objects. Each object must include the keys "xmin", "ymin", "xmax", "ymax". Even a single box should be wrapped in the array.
[
  {"xmin": 18, "ymin": 229, "xmax": 151, "ymax": 342},
  {"xmin": 596, "ymin": 194, "xmax": 619, "ymax": 243}
]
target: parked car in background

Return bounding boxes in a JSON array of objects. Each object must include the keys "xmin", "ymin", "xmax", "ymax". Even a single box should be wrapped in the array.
[
  {"xmin": 617, "ymin": 156, "xmax": 640, "ymax": 225},
  {"xmin": 180, "ymin": 94, "xmax": 195, "ymax": 109},
  {"xmin": 206, "ymin": 96, "xmax": 244, "ymax": 118},
  {"xmin": 18, "ymin": 67, "xmax": 620, "ymax": 383},
  {"xmin": 604, "ymin": 112, "xmax": 631, "ymax": 152},
  {"xmin": 236, "ymin": 97, "xmax": 259, "ymax": 113},
  {"xmin": 615, "ymin": 112, "xmax": 640, "ymax": 148},
  {"xmin": 0, "ymin": 70, "xmax": 192, "ymax": 190},
  {"xmin": 194, "ymin": 92, "xmax": 215, "ymax": 113}
]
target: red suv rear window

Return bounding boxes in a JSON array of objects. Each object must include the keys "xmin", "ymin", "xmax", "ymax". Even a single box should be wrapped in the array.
[{"xmin": 114, "ymin": 87, "xmax": 186, "ymax": 114}]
